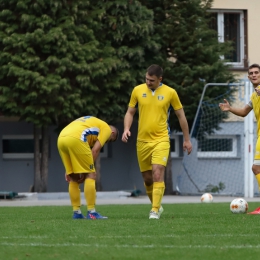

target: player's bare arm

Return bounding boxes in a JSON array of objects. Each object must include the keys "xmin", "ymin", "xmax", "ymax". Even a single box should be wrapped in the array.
[
  {"xmin": 219, "ymin": 99, "xmax": 252, "ymax": 117},
  {"xmin": 91, "ymin": 140, "xmax": 102, "ymax": 161},
  {"xmin": 174, "ymin": 108, "xmax": 192, "ymax": 155},
  {"xmin": 122, "ymin": 107, "xmax": 136, "ymax": 143}
]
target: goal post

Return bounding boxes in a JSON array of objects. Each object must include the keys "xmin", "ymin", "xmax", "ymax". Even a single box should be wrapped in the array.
[
  {"xmin": 244, "ymin": 80, "xmax": 254, "ymax": 198},
  {"xmin": 178, "ymin": 81, "xmax": 255, "ymax": 197}
]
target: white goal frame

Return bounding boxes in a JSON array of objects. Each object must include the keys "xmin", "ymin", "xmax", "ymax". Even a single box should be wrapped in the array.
[{"xmin": 190, "ymin": 81, "xmax": 254, "ymax": 198}]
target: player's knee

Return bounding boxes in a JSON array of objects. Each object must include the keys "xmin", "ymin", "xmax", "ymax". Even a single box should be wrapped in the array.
[
  {"xmin": 252, "ymin": 164, "xmax": 260, "ymax": 175},
  {"xmin": 86, "ymin": 172, "xmax": 96, "ymax": 180}
]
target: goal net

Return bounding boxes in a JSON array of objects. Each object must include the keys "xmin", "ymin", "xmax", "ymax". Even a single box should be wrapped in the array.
[{"xmin": 176, "ymin": 81, "xmax": 258, "ymax": 196}]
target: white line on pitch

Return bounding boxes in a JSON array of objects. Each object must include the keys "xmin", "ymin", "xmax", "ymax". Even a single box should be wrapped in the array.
[
  {"xmin": 0, "ymin": 242, "xmax": 260, "ymax": 249},
  {"xmin": 0, "ymin": 234, "xmax": 258, "ymax": 239}
]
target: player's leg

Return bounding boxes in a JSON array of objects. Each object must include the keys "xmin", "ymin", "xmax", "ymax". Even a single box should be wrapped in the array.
[
  {"xmin": 144, "ymin": 180, "xmax": 153, "ymax": 203},
  {"xmin": 67, "ymin": 139, "xmax": 105, "ymax": 219},
  {"xmin": 84, "ymin": 173, "xmax": 107, "ymax": 219},
  {"xmin": 248, "ymin": 137, "xmax": 260, "ymax": 214},
  {"xmin": 137, "ymin": 141, "xmax": 153, "ymax": 202},
  {"xmin": 149, "ymin": 142, "xmax": 169, "ymax": 219},
  {"xmin": 57, "ymin": 136, "xmax": 84, "ymax": 219},
  {"xmin": 68, "ymin": 173, "xmax": 85, "ymax": 219},
  {"xmin": 137, "ymin": 141, "xmax": 164, "ymax": 219},
  {"xmin": 252, "ymin": 137, "xmax": 260, "ymax": 189}
]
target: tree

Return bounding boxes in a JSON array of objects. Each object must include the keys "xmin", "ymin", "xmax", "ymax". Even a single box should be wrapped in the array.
[
  {"xmin": 0, "ymin": 0, "xmax": 108, "ymax": 191},
  {"xmin": 0, "ymin": 0, "xmax": 156, "ymax": 191},
  {"xmin": 78, "ymin": 0, "xmax": 158, "ymax": 190},
  {"xmin": 139, "ymin": 0, "xmax": 236, "ymax": 194},
  {"xmin": 81, "ymin": 0, "xmax": 158, "ymax": 122}
]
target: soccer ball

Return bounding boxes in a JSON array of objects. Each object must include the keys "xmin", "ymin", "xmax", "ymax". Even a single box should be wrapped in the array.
[
  {"xmin": 200, "ymin": 193, "xmax": 213, "ymax": 203},
  {"xmin": 230, "ymin": 198, "xmax": 248, "ymax": 214}
]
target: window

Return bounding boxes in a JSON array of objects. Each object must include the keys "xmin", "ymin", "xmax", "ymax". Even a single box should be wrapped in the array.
[
  {"xmin": 197, "ymin": 135, "xmax": 238, "ymax": 158},
  {"xmin": 209, "ymin": 10, "xmax": 246, "ymax": 68},
  {"xmin": 170, "ymin": 135, "xmax": 181, "ymax": 158},
  {"xmin": 2, "ymin": 135, "xmax": 38, "ymax": 159}
]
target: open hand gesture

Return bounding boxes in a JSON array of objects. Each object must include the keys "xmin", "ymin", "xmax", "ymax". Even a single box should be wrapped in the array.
[{"xmin": 219, "ymin": 99, "xmax": 231, "ymax": 111}]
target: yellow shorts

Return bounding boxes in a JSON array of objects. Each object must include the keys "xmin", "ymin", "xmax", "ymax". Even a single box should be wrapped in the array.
[
  {"xmin": 137, "ymin": 141, "xmax": 170, "ymax": 172},
  {"xmin": 254, "ymin": 136, "xmax": 260, "ymax": 160},
  {"xmin": 57, "ymin": 136, "xmax": 95, "ymax": 174}
]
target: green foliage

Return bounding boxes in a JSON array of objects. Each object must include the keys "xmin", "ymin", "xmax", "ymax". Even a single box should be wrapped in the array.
[
  {"xmin": 86, "ymin": 0, "xmax": 157, "ymax": 123},
  {"xmin": 139, "ymin": 0, "xmax": 236, "ymax": 132},
  {"xmin": 0, "ymin": 0, "xmax": 101, "ymax": 126},
  {"xmin": 0, "ymin": 0, "xmax": 157, "ymax": 126},
  {"xmin": 0, "ymin": 0, "xmax": 237, "ymax": 131},
  {"xmin": 205, "ymin": 182, "xmax": 226, "ymax": 193}
]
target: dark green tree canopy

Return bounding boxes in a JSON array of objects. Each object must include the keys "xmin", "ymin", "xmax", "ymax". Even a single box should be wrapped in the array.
[
  {"xmin": 0, "ymin": 0, "xmax": 236, "ymax": 132},
  {"xmin": 139, "ymin": 0, "xmax": 236, "ymax": 131},
  {"xmin": 0, "ymin": 0, "xmax": 156, "ymax": 127},
  {"xmin": 0, "ymin": 0, "xmax": 101, "ymax": 126},
  {"xmin": 84, "ymin": 0, "xmax": 158, "ymax": 124}
]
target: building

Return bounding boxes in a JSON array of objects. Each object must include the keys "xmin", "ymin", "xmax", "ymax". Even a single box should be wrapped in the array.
[{"xmin": 0, "ymin": 0, "xmax": 259, "ymax": 195}]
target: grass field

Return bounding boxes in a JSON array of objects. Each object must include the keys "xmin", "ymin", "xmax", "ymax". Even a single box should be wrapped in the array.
[{"xmin": 1, "ymin": 202, "xmax": 260, "ymax": 260}]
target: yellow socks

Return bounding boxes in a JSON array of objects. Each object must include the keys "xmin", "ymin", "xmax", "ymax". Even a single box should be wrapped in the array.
[
  {"xmin": 255, "ymin": 173, "xmax": 260, "ymax": 191},
  {"xmin": 69, "ymin": 181, "xmax": 81, "ymax": 211},
  {"xmin": 152, "ymin": 182, "xmax": 165, "ymax": 213},
  {"xmin": 144, "ymin": 183, "xmax": 153, "ymax": 203},
  {"xmin": 84, "ymin": 178, "xmax": 96, "ymax": 211}
]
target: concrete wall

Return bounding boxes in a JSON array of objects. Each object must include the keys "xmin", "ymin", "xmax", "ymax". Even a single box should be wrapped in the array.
[
  {"xmin": 0, "ymin": 121, "xmax": 145, "ymax": 193},
  {"xmin": 0, "ymin": 120, "xmax": 252, "ymax": 195}
]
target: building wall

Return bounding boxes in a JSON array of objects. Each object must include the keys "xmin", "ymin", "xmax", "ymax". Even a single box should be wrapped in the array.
[
  {"xmin": 1, "ymin": 119, "xmax": 252, "ymax": 195},
  {"xmin": 0, "ymin": 121, "xmax": 146, "ymax": 193},
  {"xmin": 212, "ymin": 0, "xmax": 260, "ymax": 76},
  {"xmin": 177, "ymin": 122, "xmax": 258, "ymax": 195}
]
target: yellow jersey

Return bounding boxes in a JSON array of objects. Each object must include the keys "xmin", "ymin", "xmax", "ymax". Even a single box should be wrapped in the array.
[
  {"xmin": 59, "ymin": 116, "xmax": 111, "ymax": 147},
  {"xmin": 129, "ymin": 83, "xmax": 183, "ymax": 142},
  {"xmin": 249, "ymin": 91, "xmax": 260, "ymax": 136}
]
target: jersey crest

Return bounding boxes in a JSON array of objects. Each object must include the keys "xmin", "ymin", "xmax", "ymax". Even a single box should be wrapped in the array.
[{"xmin": 157, "ymin": 95, "xmax": 164, "ymax": 101}]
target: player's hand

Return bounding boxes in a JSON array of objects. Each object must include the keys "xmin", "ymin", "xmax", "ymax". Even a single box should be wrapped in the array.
[
  {"xmin": 255, "ymin": 86, "xmax": 260, "ymax": 96},
  {"xmin": 65, "ymin": 173, "xmax": 71, "ymax": 183},
  {"xmin": 122, "ymin": 130, "xmax": 131, "ymax": 143},
  {"xmin": 219, "ymin": 99, "xmax": 230, "ymax": 111},
  {"xmin": 183, "ymin": 140, "xmax": 192, "ymax": 155}
]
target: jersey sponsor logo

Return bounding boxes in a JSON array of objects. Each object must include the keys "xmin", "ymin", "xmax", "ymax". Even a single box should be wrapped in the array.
[
  {"xmin": 142, "ymin": 93, "xmax": 147, "ymax": 97},
  {"xmin": 158, "ymin": 95, "xmax": 164, "ymax": 101}
]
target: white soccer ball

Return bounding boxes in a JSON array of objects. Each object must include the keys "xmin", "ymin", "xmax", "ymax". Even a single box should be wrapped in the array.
[
  {"xmin": 200, "ymin": 193, "xmax": 213, "ymax": 203},
  {"xmin": 230, "ymin": 198, "xmax": 248, "ymax": 214}
]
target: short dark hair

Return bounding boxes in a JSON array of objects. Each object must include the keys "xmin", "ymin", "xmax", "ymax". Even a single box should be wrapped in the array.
[
  {"xmin": 109, "ymin": 125, "xmax": 119, "ymax": 142},
  {"xmin": 248, "ymin": 63, "xmax": 260, "ymax": 73},
  {"xmin": 147, "ymin": 64, "xmax": 163, "ymax": 78}
]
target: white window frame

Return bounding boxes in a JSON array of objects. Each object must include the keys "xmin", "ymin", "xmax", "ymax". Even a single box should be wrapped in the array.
[
  {"xmin": 197, "ymin": 135, "xmax": 237, "ymax": 158},
  {"xmin": 209, "ymin": 9, "xmax": 245, "ymax": 68},
  {"xmin": 170, "ymin": 135, "xmax": 180, "ymax": 158},
  {"xmin": 2, "ymin": 135, "xmax": 109, "ymax": 159},
  {"xmin": 2, "ymin": 135, "xmax": 36, "ymax": 159}
]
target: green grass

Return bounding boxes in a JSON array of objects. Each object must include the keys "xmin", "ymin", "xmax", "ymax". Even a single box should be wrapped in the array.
[{"xmin": 1, "ymin": 202, "xmax": 260, "ymax": 260}]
